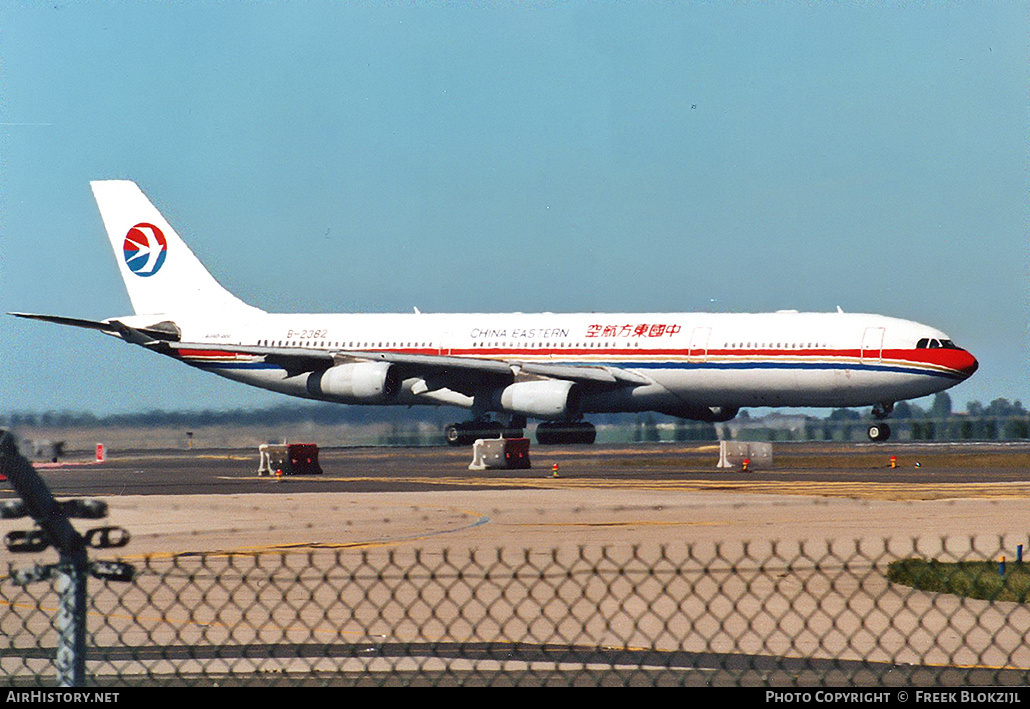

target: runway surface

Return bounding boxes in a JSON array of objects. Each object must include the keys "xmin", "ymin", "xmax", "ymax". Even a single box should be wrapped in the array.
[
  {"xmin": 5, "ymin": 440, "xmax": 1030, "ymax": 556},
  {"xmin": 18, "ymin": 439, "xmax": 1030, "ymax": 493}
]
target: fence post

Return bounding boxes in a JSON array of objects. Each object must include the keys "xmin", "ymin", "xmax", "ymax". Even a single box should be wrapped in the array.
[
  {"xmin": 0, "ymin": 430, "xmax": 89, "ymax": 685},
  {"xmin": 0, "ymin": 429, "xmax": 133, "ymax": 687},
  {"xmin": 55, "ymin": 558, "xmax": 88, "ymax": 686}
]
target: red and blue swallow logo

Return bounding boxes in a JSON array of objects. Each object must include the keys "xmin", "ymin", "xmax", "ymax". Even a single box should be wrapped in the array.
[{"xmin": 123, "ymin": 223, "xmax": 167, "ymax": 277}]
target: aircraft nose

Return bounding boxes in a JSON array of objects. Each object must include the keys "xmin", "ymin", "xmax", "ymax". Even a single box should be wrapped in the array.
[{"xmin": 958, "ymin": 349, "xmax": 979, "ymax": 378}]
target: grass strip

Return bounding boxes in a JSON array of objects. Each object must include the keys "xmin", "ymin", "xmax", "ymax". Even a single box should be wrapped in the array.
[{"xmin": 887, "ymin": 558, "xmax": 1030, "ymax": 603}]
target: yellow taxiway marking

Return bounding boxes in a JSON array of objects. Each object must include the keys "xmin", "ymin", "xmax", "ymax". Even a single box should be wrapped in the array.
[
  {"xmin": 243, "ymin": 475, "xmax": 1030, "ymax": 501},
  {"xmin": 515, "ymin": 520, "xmax": 726, "ymax": 529}
]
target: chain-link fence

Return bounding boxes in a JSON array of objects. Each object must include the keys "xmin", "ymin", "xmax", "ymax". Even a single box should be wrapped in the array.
[{"xmin": 3, "ymin": 538, "xmax": 1030, "ymax": 686}]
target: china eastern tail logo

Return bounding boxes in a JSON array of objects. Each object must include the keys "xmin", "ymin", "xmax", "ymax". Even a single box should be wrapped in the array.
[{"xmin": 123, "ymin": 223, "xmax": 167, "ymax": 277}]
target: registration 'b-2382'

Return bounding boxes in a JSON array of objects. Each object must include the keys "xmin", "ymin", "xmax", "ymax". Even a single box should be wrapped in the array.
[{"xmin": 12, "ymin": 181, "xmax": 978, "ymax": 445}]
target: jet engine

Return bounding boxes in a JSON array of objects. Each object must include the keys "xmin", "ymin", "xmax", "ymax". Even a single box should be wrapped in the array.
[
  {"xmin": 495, "ymin": 380, "xmax": 581, "ymax": 419},
  {"xmin": 308, "ymin": 362, "xmax": 400, "ymax": 402}
]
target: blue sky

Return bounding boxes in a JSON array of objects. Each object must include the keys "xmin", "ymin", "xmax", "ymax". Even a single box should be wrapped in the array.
[{"xmin": 1, "ymin": 1, "xmax": 1026, "ymax": 415}]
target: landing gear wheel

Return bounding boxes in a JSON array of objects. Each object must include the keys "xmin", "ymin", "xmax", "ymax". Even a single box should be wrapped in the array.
[
  {"xmin": 444, "ymin": 421, "xmax": 504, "ymax": 447},
  {"xmin": 535, "ymin": 421, "xmax": 597, "ymax": 445},
  {"xmin": 444, "ymin": 423, "xmax": 464, "ymax": 447},
  {"xmin": 570, "ymin": 421, "xmax": 597, "ymax": 445},
  {"xmin": 867, "ymin": 423, "xmax": 891, "ymax": 442}
]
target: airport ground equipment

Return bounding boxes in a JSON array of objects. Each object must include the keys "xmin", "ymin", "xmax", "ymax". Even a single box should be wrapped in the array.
[
  {"xmin": 20, "ymin": 438, "xmax": 65, "ymax": 462},
  {"xmin": 0, "ymin": 430, "xmax": 133, "ymax": 687},
  {"xmin": 717, "ymin": 441, "xmax": 773, "ymax": 470},
  {"xmin": 468, "ymin": 437, "xmax": 532, "ymax": 470},
  {"xmin": 258, "ymin": 443, "xmax": 324, "ymax": 476}
]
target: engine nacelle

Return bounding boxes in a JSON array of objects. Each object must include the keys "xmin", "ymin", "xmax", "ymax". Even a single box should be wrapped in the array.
[
  {"xmin": 495, "ymin": 380, "xmax": 581, "ymax": 419},
  {"xmin": 309, "ymin": 362, "xmax": 400, "ymax": 402}
]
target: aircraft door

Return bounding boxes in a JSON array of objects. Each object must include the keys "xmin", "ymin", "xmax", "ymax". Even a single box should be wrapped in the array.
[
  {"xmin": 438, "ymin": 331, "xmax": 453, "ymax": 357},
  {"xmin": 689, "ymin": 327, "xmax": 711, "ymax": 361},
  {"xmin": 861, "ymin": 327, "xmax": 885, "ymax": 363}
]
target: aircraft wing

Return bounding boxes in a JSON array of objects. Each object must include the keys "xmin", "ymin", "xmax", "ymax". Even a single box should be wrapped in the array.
[
  {"xmin": 8, "ymin": 311, "xmax": 653, "ymax": 392},
  {"xmin": 167, "ymin": 342, "xmax": 653, "ymax": 389}
]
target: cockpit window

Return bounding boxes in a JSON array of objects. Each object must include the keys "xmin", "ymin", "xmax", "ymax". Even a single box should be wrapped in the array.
[{"xmin": 916, "ymin": 337, "xmax": 961, "ymax": 350}]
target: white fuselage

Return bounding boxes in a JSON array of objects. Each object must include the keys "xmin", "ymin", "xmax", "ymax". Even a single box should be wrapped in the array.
[{"xmin": 165, "ymin": 309, "xmax": 977, "ymax": 418}]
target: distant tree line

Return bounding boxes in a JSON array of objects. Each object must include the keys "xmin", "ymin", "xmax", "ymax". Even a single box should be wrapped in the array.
[
  {"xmin": 0, "ymin": 403, "xmax": 463, "ymax": 429},
  {"xmin": 2, "ymin": 393, "xmax": 1029, "ymax": 442}
]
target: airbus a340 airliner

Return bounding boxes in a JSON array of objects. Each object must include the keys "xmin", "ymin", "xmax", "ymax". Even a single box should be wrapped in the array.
[{"xmin": 12, "ymin": 181, "xmax": 978, "ymax": 445}]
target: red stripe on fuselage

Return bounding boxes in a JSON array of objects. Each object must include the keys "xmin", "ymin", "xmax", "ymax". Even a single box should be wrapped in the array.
[
  {"xmin": 177, "ymin": 349, "xmax": 254, "ymax": 359},
  {"xmin": 175, "ymin": 345, "xmax": 977, "ymax": 376}
]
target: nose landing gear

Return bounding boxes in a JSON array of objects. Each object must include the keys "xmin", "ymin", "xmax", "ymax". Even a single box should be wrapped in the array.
[
  {"xmin": 867, "ymin": 402, "xmax": 894, "ymax": 442},
  {"xmin": 867, "ymin": 422, "xmax": 891, "ymax": 442}
]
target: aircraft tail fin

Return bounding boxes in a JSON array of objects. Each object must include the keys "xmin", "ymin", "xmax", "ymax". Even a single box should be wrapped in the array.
[{"xmin": 90, "ymin": 180, "xmax": 264, "ymax": 317}]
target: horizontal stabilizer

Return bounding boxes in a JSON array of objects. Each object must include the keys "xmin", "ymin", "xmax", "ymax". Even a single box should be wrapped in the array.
[
  {"xmin": 8, "ymin": 312, "xmax": 119, "ymax": 335},
  {"xmin": 9, "ymin": 312, "xmax": 181, "ymax": 345}
]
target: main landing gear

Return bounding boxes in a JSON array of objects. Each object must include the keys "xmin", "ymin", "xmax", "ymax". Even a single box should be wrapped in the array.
[
  {"xmin": 444, "ymin": 415, "xmax": 526, "ymax": 447},
  {"xmin": 443, "ymin": 417, "xmax": 596, "ymax": 446},
  {"xmin": 535, "ymin": 420, "xmax": 596, "ymax": 445},
  {"xmin": 867, "ymin": 402, "xmax": 894, "ymax": 442}
]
